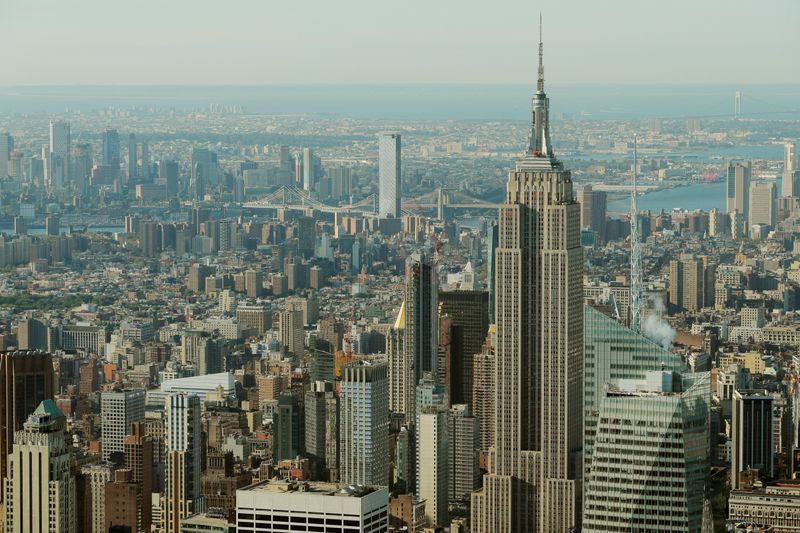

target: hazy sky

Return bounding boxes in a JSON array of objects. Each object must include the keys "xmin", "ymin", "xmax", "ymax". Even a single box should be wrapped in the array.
[{"xmin": 2, "ymin": 0, "xmax": 798, "ymax": 86}]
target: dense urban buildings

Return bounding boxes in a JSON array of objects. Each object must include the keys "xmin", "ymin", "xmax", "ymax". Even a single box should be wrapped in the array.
[{"xmin": 0, "ymin": 8, "xmax": 796, "ymax": 533}]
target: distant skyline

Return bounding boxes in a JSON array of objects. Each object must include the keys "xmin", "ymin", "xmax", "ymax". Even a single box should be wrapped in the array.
[{"xmin": 1, "ymin": 0, "xmax": 798, "ymax": 87}]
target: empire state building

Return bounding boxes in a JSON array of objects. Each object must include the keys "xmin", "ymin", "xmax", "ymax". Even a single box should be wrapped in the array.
[{"xmin": 471, "ymin": 18, "xmax": 583, "ymax": 533}]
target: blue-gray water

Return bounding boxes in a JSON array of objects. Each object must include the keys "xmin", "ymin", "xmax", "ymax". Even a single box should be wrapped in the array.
[
  {"xmin": 458, "ymin": 182, "xmax": 734, "ymax": 226},
  {"xmin": 567, "ymin": 144, "xmax": 785, "ymax": 163},
  {"xmin": 1, "ymin": 84, "xmax": 798, "ymax": 120},
  {"xmin": 608, "ymin": 181, "xmax": 733, "ymax": 214}
]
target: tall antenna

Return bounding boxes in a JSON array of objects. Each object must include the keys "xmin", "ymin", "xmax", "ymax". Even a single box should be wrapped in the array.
[
  {"xmin": 630, "ymin": 135, "xmax": 642, "ymax": 333},
  {"xmin": 537, "ymin": 13, "xmax": 545, "ymax": 93}
]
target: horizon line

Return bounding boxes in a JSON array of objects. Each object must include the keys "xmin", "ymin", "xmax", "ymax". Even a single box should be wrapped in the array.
[{"xmin": 2, "ymin": 82, "xmax": 800, "ymax": 89}]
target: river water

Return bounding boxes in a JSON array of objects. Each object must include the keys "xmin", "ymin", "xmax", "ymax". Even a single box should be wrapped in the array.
[
  {"xmin": 458, "ymin": 180, "xmax": 769, "ymax": 224},
  {"xmin": 608, "ymin": 182, "xmax": 728, "ymax": 214}
]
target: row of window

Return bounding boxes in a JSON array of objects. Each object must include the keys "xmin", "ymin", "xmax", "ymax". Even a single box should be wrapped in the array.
[
  {"xmin": 238, "ymin": 512, "xmax": 362, "ymax": 523},
  {"xmin": 237, "ymin": 524, "xmax": 365, "ymax": 533}
]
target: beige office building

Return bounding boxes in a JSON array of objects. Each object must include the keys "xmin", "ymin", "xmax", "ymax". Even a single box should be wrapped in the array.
[
  {"xmin": 669, "ymin": 256, "xmax": 715, "ymax": 312},
  {"xmin": 728, "ymin": 484, "xmax": 800, "ymax": 531},
  {"xmin": 417, "ymin": 407, "xmax": 448, "ymax": 527},
  {"xmin": 82, "ymin": 462, "xmax": 114, "ymax": 533},
  {"xmin": 748, "ymin": 181, "xmax": 776, "ymax": 228},
  {"xmin": 471, "ymin": 35, "xmax": 583, "ymax": 532},
  {"xmin": 387, "ymin": 306, "xmax": 411, "ymax": 420},
  {"xmin": 4, "ymin": 401, "xmax": 76, "ymax": 533},
  {"xmin": 236, "ymin": 304, "xmax": 270, "ymax": 336},
  {"xmin": 471, "ymin": 340, "xmax": 495, "ymax": 453},
  {"xmin": 278, "ymin": 309, "xmax": 304, "ymax": 356},
  {"xmin": 726, "ymin": 162, "xmax": 751, "ymax": 219}
]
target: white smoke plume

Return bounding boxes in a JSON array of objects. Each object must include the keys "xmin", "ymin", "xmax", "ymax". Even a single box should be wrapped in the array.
[{"xmin": 642, "ymin": 296, "xmax": 676, "ymax": 350}]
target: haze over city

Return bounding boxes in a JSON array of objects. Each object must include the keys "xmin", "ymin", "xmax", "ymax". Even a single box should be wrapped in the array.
[
  {"xmin": 0, "ymin": 2, "xmax": 798, "ymax": 533},
  {"xmin": 2, "ymin": 0, "xmax": 799, "ymax": 86}
]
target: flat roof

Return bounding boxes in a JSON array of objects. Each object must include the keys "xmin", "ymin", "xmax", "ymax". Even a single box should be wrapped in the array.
[
  {"xmin": 181, "ymin": 513, "xmax": 230, "ymax": 526},
  {"xmin": 241, "ymin": 479, "xmax": 378, "ymax": 498}
]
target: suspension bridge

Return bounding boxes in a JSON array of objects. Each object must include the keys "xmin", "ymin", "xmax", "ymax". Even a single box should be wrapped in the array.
[{"xmin": 243, "ymin": 185, "xmax": 501, "ymax": 216}]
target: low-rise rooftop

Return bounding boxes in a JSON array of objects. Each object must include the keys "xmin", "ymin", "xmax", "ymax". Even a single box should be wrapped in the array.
[{"xmin": 242, "ymin": 479, "xmax": 377, "ymax": 498}]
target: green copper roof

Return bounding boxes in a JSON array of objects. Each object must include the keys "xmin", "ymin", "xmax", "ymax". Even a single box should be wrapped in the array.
[{"xmin": 33, "ymin": 399, "xmax": 65, "ymax": 420}]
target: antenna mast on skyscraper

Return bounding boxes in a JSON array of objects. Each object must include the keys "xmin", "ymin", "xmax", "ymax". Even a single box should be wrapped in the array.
[
  {"xmin": 630, "ymin": 135, "xmax": 642, "ymax": 333},
  {"xmin": 537, "ymin": 13, "xmax": 544, "ymax": 93}
]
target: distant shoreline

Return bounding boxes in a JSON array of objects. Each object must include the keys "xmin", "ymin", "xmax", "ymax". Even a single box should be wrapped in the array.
[{"xmin": 1, "ymin": 84, "xmax": 798, "ymax": 120}]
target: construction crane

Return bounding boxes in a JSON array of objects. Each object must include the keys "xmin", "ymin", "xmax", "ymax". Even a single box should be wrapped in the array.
[
  {"xmin": 343, "ymin": 301, "xmax": 357, "ymax": 357},
  {"xmin": 431, "ymin": 227, "xmax": 441, "ymax": 263},
  {"xmin": 630, "ymin": 135, "xmax": 643, "ymax": 333}
]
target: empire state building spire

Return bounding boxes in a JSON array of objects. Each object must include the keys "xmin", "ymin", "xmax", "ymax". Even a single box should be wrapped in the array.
[
  {"xmin": 537, "ymin": 13, "xmax": 544, "ymax": 93},
  {"xmin": 524, "ymin": 14, "xmax": 556, "ymax": 167}
]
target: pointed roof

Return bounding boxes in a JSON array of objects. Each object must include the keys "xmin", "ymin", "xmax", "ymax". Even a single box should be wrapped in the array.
[
  {"xmin": 520, "ymin": 14, "xmax": 559, "ymax": 170},
  {"xmin": 33, "ymin": 399, "xmax": 65, "ymax": 420},
  {"xmin": 394, "ymin": 300, "xmax": 406, "ymax": 330}
]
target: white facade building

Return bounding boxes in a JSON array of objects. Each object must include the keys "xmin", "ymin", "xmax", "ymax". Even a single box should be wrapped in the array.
[
  {"xmin": 148, "ymin": 372, "xmax": 237, "ymax": 407},
  {"xmin": 61, "ymin": 324, "xmax": 106, "ymax": 355},
  {"xmin": 417, "ymin": 407, "xmax": 448, "ymax": 527},
  {"xmin": 340, "ymin": 361, "xmax": 389, "ymax": 487},
  {"xmin": 48, "ymin": 120, "xmax": 71, "ymax": 192},
  {"xmin": 236, "ymin": 480, "xmax": 389, "ymax": 533},
  {"xmin": 218, "ymin": 289, "xmax": 238, "ymax": 313},
  {"xmin": 192, "ymin": 316, "xmax": 242, "ymax": 340},
  {"xmin": 378, "ymin": 133, "xmax": 401, "ymax": 218},
  {"xmin": 101, "ymin": 389, "xmax": 145, "ymax": 461}
]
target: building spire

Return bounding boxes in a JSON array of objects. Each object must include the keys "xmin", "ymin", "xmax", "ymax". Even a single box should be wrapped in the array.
[
  {"xmin": 538, "ymin": 13, "xmax": 544, "ymax": 93},
  {"xmin": 521, "ymin": 13, "xmax": 557, "ymax": 168}
]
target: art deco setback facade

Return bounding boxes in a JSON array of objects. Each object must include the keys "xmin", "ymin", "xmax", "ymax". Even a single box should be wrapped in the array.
[{"xmin": 472, "ymin": 35, "xmax": 584, "ymax": 532}]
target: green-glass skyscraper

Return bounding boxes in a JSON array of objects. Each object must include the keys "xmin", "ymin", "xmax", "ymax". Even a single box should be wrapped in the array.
[
  {"xmin": 582, "ymin": 371, "xmax": 710, "ymax": 532},
  {"xmin": 582, "ymin": 304, "xmax": 685, "ymax": 476}
]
